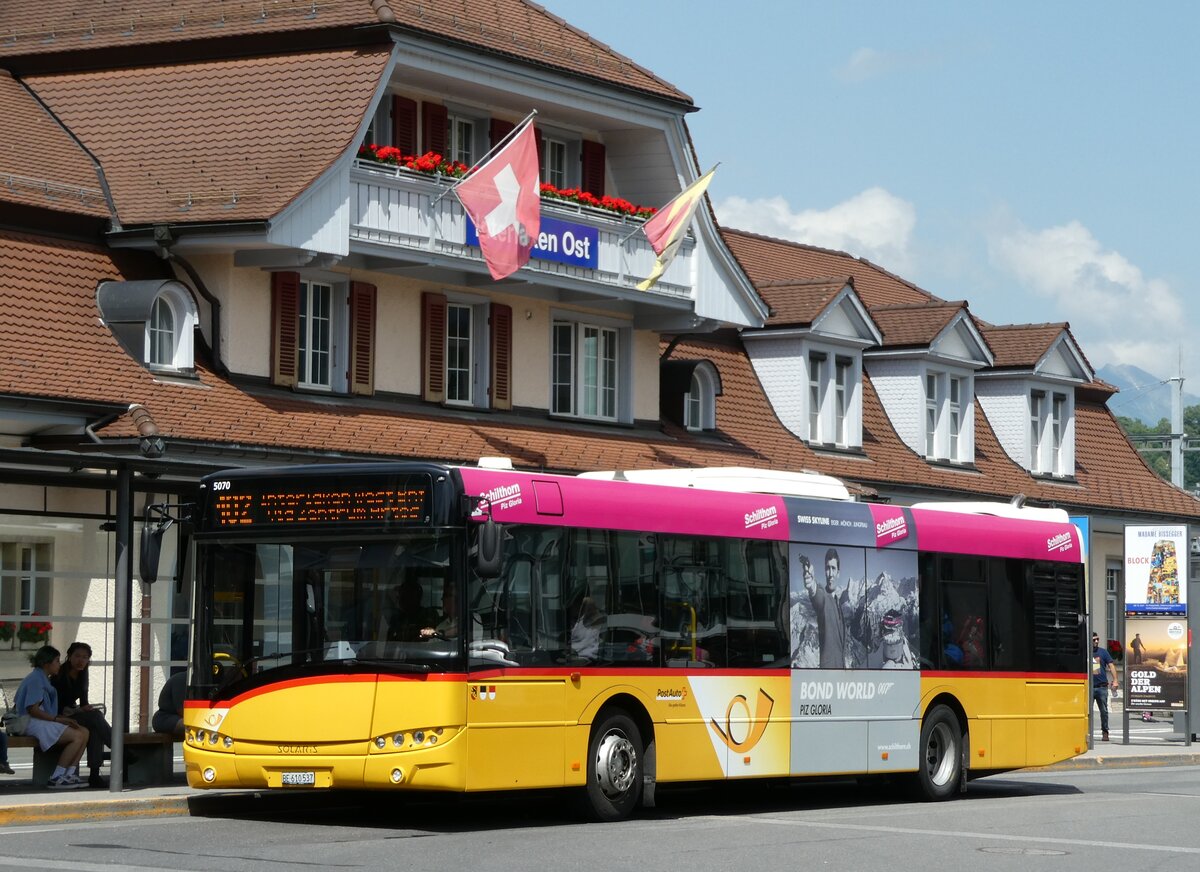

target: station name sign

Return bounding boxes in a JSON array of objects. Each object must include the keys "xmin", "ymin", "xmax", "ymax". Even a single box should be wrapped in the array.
[{"xmin": 466, "ymin": 214, "xmax": 598, "ymax": 269}]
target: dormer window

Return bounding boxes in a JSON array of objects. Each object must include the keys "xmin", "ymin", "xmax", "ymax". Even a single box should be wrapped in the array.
[
  {"xmin": 1030, "ymin": 388, "xmax": 1072, "ymax": 476},
  {"xmin": 921, "ymin": 369, "xmax": 973, "ymax": 464},
  {"xmin": 97, "ymin": 279, "xmax": 198, "ymax": 376},
  {"xmin": 805, "ymin": 348, "xmax": 862, "ymax": 448},
  {"xmin": 684, "ymin": 362, "xmax": 719, "ymax": 431}
]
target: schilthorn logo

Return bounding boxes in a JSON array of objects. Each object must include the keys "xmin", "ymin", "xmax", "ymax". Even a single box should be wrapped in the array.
[
  {"xmin": 475, "ymin": 483, "xmax": 522, "ymax": 514},
  {"xmin": 1047, "ymin": 532, "xmax": 1073, "ymax": 553},
  {"xmin": 876, "ymin": 516, "xmax": 907, "ymax": 539},
  {"xmin": 744, "ymin": 506, "xmax": 779, "ymax": 530}
]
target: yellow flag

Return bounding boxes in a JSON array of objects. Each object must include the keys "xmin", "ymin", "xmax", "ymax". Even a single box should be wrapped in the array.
[{"xmin": 637, "ymin": 167, "xmax": 716, "ymax": 291}]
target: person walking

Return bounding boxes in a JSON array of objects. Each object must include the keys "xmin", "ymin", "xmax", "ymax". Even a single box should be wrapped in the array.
[{"xmin": 1092, "ymin": 632, "xmax": 1118, "ymax": 741}]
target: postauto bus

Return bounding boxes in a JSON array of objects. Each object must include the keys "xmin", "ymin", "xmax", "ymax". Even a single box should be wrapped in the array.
[{"xmin": 169, "ymin": 461, "xmax": 1086, "ymax": 820}]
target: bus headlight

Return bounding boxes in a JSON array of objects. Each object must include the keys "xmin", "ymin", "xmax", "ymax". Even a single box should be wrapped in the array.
[
  {"xmin": 392, "ymin": 733, "xmax": 405, "ymax": 747},
  {"xmin": 375, "ymin": 736, "xmax": 387, "ymax": 749},
  {"xmin": 202, "ymin": 768, "xmax": 216, "ymax": 783},
  {"xmin": 390, "ymin": 768, "xmax": 404, "ymax": 784}
]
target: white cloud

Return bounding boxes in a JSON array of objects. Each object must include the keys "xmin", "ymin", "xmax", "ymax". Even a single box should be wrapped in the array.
[
  {"xmin": 715, "ymin": 187, "xmax": 917, "ymax": 271},
  {"xmin": 834, "ymin": 46, "xmax": 938, "ymax": 83},
  {"xmin": 836, "ymin": 48, "xmax": 898, "ymax": 83},
  {"xmin": 988, "ymin": 220, "xmax": 1188, "ymax": 374}
]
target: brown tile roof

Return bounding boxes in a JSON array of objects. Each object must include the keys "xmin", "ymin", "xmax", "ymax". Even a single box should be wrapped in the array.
[
  {"xmin": 755, "ymin": 276, "xmax": 850, "ymax": 326},
  {"xmin": 978, "ymin": 322, "xmax": 1066, "ymax": 369},
  {"xmin": 4, "ymin": 226, "xmax": 1197, "ymax": 522},
  {"xmin": 24, "ymin": 46, "xmax": 391, "ymax": 225},
  {"xmin": 721, "ymin": 227, "xmax": 939, "ymax": 310},
  {"xmin": 0, "ymin": 70, "xmax": 108, "ymax": 218},
  {"xmin": 0, "ymin": 1, "xmax": 689, "ymax": 103},
  {"xmin": 870, "ymin": 300, "xmax": 969, "ymax": 349}
]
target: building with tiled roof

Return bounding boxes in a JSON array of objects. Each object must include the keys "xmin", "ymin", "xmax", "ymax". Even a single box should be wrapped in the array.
[{"xmin": 0, "ymin": 0, "xmax": 1193, "ymax": 759}]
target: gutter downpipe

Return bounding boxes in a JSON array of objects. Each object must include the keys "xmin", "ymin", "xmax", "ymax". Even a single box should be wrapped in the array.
[{"xmin": 155, "ymin": 236, "xmax": 230, "ymax": 379}]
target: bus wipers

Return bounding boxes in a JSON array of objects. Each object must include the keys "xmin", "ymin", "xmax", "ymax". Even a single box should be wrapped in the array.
[{"xmin": 348, "ymin": 659, "xmax": 431, "ymax": 673}]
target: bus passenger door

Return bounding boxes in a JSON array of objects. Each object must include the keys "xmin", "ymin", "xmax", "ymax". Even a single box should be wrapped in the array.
[{"xmin": 465, "ymin": 539, "xmax": 567, "ymax": 790}]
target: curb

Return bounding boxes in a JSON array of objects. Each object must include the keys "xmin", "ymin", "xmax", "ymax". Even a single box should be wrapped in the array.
[
  {"xmin": 0, "ymin": 795, "xmax": 192, "ymax": 827},
  {"xmin": 1028, "ymin": 752, "xmax": 1200, "ymax": 773}
]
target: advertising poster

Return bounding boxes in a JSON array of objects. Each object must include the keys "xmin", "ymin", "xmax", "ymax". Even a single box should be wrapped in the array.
[
  {"xmin": 1124, "ymin": 617, "xmax": 1188, "ymax": 710},
  {"xmin": 1123, "ymin": 525, "xmax": 1187, "ymax": 616}
]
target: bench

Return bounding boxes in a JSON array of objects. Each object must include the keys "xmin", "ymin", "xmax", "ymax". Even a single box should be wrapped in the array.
[{"xmin": 7, "ymin": 732, "xmax": 178, "ymax": 786}]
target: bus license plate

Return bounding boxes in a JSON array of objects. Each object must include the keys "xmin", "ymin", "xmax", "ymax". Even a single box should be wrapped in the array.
[{"xmin": 281, "ymin": 771, "xmax": 316, "ymax": 786}]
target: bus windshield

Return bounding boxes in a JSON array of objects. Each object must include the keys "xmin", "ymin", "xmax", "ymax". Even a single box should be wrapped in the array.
[{"xmin": 195, "ymin": 530, "xmax": 464, "ymax": 693}]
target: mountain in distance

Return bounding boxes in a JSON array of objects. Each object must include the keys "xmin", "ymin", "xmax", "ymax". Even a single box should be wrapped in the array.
[{"xmin": 1098, "ymin": 363, "xmax": 1200, "ymax": 425}]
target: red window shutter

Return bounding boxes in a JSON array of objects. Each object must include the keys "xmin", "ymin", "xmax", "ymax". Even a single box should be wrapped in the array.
[
  {"xmin": 581, "ymin": 139, "xmax": 606, "ymax": 197},
  {"xmin": 270, "ymin": 271, "xmax": 300, "ymax": 388},
  {"xmin": 490, "ymin": 303, "xmax": 513, "ymax": 411},
  {"xmin": 422, "ymin": 102, "xmax": 448, "ymax": 156},
  {"xmin": 392, "ymin": 96, "xmax": 417, "ymax": 154},
  {"xmin": 489, "ymin": 118, "xmax": 514, "ymax": 152},
  {"xmin": 348, "ymin": 282, "xmax": 376, "ymax": 396},
  {"xmin": 422, "ymin": 291, "xmax": 447, "ymax": 403}
]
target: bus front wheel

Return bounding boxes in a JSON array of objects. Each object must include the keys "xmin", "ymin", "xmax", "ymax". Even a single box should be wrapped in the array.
[
  {"xmin": 581, "ymin": 711, "xmax": 643, "ymax": 821},
  {"xmin": 913, "ymin": 705, "xmax": 963, "ymax": 801}
]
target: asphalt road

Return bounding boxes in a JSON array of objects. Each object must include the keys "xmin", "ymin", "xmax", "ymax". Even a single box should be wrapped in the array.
[{"xmin": 0, "ymin": 764, "xmax": 1196, "ymax": 872}]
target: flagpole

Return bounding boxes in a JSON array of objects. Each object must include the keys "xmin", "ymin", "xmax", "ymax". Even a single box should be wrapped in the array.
[
  {"xmin": 431, "ymin": 109, "xmax": 538, "ymax": 207},
  {"xmin": 618, "ymin": 162, "xmax": 720, "ymax": 245}
]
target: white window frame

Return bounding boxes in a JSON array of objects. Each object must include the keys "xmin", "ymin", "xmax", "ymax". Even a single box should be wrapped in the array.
[
  {"xmin": 442, "ymin": 292, "xmax": 491, "ymax": 409},
  {"xmin": 804, "ymin": 346, "xmax": 862, "ymax": 448},
  {"xmin": 447, "ymin": 113, "xmax": 476, "ymax": 165},
  {"xmin": 925, "ymin": 372, "xmax": 939, "ymax": 457},
  {"xmin": 445, "ymin": 302, "xmax": 474, "ymax": 405},
  {"xmin": 537, "ymin": 125, "xmax": 581, "ymax": 189},
  {"xmin": 834, "ymin": 357, "xmax": 852, "ymax": 446},
  {"xmin": 550, "ymin": 313, "xmax": 630, "ymax": 423},
  {"xmin": 297, "ymin": 279, "xmax": 347, "ymax": 392},
  {"xmin": 684, "ymin": 363, "xmax": 719, "ymax": 432},
  {"xmin": 1029, "ymin": 386, "xmax": 1073, "ymax": 475},
  {"xmin": 543, "ymin": 136, "xmax": 568, "ymax": 189},
  {"xmin": 948, "ymin": 376, "xmax": 963, "ymax": 459},
  {"xmin": 143, "ymin": 284, "xmax": 197, "ymax": 373},
  {"xmin": 923, "ymin": 368, "xmax": 973, "ymax": 463},
  {"xmin": 808, "ymin": 353, "xmax": 825, "ymax": 442}
]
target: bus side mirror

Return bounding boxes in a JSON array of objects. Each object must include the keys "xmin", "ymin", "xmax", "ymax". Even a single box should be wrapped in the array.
[
  {"xmin": 475, "ymin": 519, "xmax": 502, "ymax": 579},
  {"xmin": 140, "ymin": 522, "xmax": 166, "ymax": 584}
]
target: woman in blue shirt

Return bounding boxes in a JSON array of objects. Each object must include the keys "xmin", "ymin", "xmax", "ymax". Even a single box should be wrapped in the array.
[{"xmin": 14, "ymin": 645, "xmax": 90, "ymax": 788}]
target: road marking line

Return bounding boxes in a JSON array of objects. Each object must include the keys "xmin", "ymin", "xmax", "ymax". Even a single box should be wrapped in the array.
[{"xmin": 749, "ymin": 816, "xmax": 1200, "ymax": 854}]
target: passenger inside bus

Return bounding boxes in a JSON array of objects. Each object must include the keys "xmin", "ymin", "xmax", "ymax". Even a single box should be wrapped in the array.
[{"xmin": 569, "ymin": 596, "xmax": 605, "ymax": 661}]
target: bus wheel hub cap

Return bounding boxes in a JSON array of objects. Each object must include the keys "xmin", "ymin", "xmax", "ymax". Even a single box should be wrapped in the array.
[{"xmin": 596, "ymin": 732, "xmax": 636, "ymax": 797}]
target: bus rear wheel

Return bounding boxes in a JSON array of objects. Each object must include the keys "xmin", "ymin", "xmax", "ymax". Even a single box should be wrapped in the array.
[
  {"xmin": 913, "ymin": 705, "xmax": 963, "ymax": 801},
  {"xmin": 581, "ymin": 711, "xmax": 643, "ymax": 821}
]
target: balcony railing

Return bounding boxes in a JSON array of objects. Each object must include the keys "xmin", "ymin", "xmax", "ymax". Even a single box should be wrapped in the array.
[{"xmin": 350, "ymin": 160, "xmax": 693, "ymax": 298}]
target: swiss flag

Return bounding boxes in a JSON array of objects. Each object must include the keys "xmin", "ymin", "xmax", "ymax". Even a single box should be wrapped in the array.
[{"xmin": 455, "ymin": 121, "xmax": 541, "ymax": 280}]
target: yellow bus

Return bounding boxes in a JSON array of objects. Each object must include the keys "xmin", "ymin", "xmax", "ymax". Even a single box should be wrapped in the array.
[{"xmin": 168, "ymin": 462, "xmax": 1087, "ymax": 820}]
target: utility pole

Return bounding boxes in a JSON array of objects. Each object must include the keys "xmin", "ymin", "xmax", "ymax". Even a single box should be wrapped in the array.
[{"xmin": 1171, "ymin": 371, "xmax": 1185, "ymax": 488}]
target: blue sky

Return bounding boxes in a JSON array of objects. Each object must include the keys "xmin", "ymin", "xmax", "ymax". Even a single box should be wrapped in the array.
[{"xmin": 546, "ymin": 1, "xmax": 1199, "ymax": 404}]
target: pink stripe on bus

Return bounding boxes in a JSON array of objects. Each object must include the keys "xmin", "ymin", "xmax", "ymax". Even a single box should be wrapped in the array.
[
  {"xmin": 911, "ymin": 509, "xmax": 1082, "ymax": 562},
  {"xmin": 460, "ymin": 468, "xmax": 790, "ymax": 540}
]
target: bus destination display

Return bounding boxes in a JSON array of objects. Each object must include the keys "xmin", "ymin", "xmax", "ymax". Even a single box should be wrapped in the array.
[{"xmin": 211, "ymin": 478, "xmax": 430, "ymax": 528}]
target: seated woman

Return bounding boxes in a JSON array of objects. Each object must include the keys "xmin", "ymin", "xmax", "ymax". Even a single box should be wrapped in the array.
[
  {"xmin": 14, "ymin": 645, "xmax": 89, "ymax": 789},
  {"xmin": 569, "ymin": 597, "xmax": 605, "ymax": 661},
  {"xmin": 52, "ymin": 641, "xmax": 113, "ymax": 788}
]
